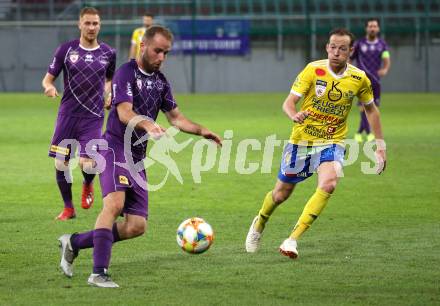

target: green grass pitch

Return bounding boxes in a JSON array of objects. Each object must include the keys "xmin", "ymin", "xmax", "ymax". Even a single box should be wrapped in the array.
[{"xmin": 0, "ymin": 93, "xmax": 439, "ymax": 305}]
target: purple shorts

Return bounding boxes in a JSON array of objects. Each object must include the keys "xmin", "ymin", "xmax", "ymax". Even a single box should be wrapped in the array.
[
  {"xmin": 98, "ymin": 141, "xmax": 149, "ymax": 219},
  {"xmin": 48, "ymin": 114, "xmax": 103, "ymax": 161}
]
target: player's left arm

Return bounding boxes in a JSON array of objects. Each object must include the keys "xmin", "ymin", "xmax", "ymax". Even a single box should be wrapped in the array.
[
  {"xmin": 378, "ymin": 50, "xmax": 391, "ymax": 77},
  {"xmin": 164, "ymin": 107, "xmax": 222, "ymax": 146},
  {"xmin": 363, "ymin": 102, "xmax": 386, "ymax": 174}
]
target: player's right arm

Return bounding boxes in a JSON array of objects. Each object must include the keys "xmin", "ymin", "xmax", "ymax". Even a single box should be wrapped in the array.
[
  {"xmin": 112, "ymin": 65, "xmax": 165, "ymax": 138},
  {"xmin": 43, "ymin": 44, "xmax": 66, "ymax": 98},
  {"xmin": 117, "ymin": 102, "xmax": 166, "ymax": 139},
  {"xmin": 42, "ymin": 73, "xmax": 59, "ymax": 98},
  {"xmin": 284, "ymin": 64, "xmax": 313, "ymax": 123},
  {"xmin": 282, "ymin": 94, "xmax": 308, "ymax": 123}
]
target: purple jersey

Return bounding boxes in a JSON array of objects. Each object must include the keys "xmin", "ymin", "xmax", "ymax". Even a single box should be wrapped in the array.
[
  {"xmin": 105, "ymin": 59, "xmax": 177, "ymax": 159},
  {"xmin": 47, "ymin": 39, "xmax": 116, "ymax": 118},
  {"xmin": 351, "ymin": 37, "xmax": 388, "ymax": 85}
]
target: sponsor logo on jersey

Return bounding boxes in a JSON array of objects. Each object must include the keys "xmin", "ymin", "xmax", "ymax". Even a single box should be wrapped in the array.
[
  {"xmin": 147, "ymin": 80, "xmax": 153, "ymax": 90},
  {"xmin": 136, "ymin": 78, "xmax": 143, "ymax": 90},
  {"xmin": 315, "ymin": 68, "xmax": 326, "ymax": 76},
  {"xmin": 69, "ymin": 51, "xmax": 79, "ymax": 63},
  {"xmin": 85, "ymin": 54, "xmax": 93, "ymax": 63},
  {"xmin": 327, "ymin": 81, "xmax": 342, "ymax": 101},
  {"xmin": 99, "ymin": 55, "xmax": 108, "ymax": 65},
  {"xmin": 327, "ymin": 126, "xmax": 337, "ymax": 134},
  {"xmin": 351, "ymin": 74, "xmax": 361, "ymax": 81},
  {"xmin": 315, "ymin": 80, "xmax": 327, "ymax": 98},
  {"xmin": 119, "ymin": 175, "xmax": 129, "ymax": 185},
  {"xmin": 361, "ymin": 44, "xmax": 368, "ymax": 53},
  {"xmin": 50, "ymin": 145, "xmax": 70, "ymax": 156},
  {"xmin": 49, "ymin": 57, "xmax": 56, "ymax": 69},
  {"xmin": 126, "ymin": 82, "xmax": 133, "ymax": 97}
]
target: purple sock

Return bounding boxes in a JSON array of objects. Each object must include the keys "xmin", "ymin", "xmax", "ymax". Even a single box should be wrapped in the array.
[
  {"xmin": 71, "ymin": 224, "xmax": 121, "ymax": 252},
  {"xmin": 56, "ymin": 170, "xmax": 73, "ymax": 209},
  {"xmin": 71, "ymin": 230, "xmax": 94, "ymax": 250},
  {"xmin": 82, "ymin": 170, "xmax": 95, "ymax": 186},
  {"xmin": 361, "ymin": 111, "xmax": 371, "ymax": 134},
  {"xmin": 93, "ymin": 228, "xmax": 114, "ymax": 274}
]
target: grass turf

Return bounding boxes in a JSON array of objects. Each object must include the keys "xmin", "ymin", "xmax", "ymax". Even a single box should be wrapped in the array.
[{"xmin": 0, "ymin": 93, "xmax": 439, "ymax": 305}]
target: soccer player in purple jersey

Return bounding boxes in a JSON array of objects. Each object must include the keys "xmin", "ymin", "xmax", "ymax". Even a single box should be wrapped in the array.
[
  {"xmin": 57, "ymin": 25, "xmax": 222, "ymax": 288},
  {"xmin": 42, "ymin": 7, "xmax": 116, "ymax": 220},
  {"xmin": 351, "ymin": 18, "xmax": 391, "ymax": 142}
]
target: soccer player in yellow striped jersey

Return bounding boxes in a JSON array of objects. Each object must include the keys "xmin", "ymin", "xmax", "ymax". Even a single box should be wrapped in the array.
[
  {"xmin": 245, "ymin": 28, "xmax": 387, "ymax": 259},
  {"xmin": 129, "ymin": 14, "xmax": 154, "ymax": 59}
]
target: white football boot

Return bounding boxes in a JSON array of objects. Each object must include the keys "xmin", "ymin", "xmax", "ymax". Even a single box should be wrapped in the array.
[
  {"xmin": 279, "ymin": 238, "xmax": 298, "ymax": 259},
  {"xmin": 88, "ymin": 271, "xmax": 119, "ymax": 288},
  {"xmin": 58, "ymin": 234, "xmax": 77, "ymax": 277},
  {"xmin": 245, "ymin": 216, "xmax": 263, "ymax": 253}
]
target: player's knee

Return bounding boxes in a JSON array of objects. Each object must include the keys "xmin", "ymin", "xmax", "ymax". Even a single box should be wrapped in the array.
[
  {"xmin": 319, "ymin": 180, "xmax": 337, "ymax": 194},
  {"xmin": 126, "ymin": 223, "xmax": 145, "ymax": 238},
  {"xmin": 272, "ymin": 189, "xmax": 290, "ymax": 204},
  {"xmin": 55, "ymin": 159, "xmax": 69, "ymax": 171},
  {"xmin": 79, "ymin": 158, "xmax": 95, "ymax": 173}
]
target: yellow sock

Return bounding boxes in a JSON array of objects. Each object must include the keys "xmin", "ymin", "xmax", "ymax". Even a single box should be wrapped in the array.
[
  {"xmin": 290, "ymin": 188, "xmax": 331, "ymax": 240},
  {"xmin": 254, "ymin": 191, "xmax": 277, "ymax": 232}
]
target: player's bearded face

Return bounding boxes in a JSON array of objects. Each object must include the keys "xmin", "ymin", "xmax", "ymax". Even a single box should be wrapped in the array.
[
  {"xmin": 79, "ymin": 14, "xmax": 100, "ymax": 42},
  {"xmin": 326, "ymin": 35, "xmax": 352, "ymax": 71},
  {"xmin": 140, "ymin": 34, "xmax": 172, "ymax": 73},
  {"xmin": 366, "ymin": 21, "xmax": 380, "ymax": 38}
]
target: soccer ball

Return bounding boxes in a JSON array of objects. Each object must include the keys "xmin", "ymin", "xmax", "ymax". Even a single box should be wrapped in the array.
[{"xmin": 176, "ymin": 217, "xmax": 214, "ymax": 254}]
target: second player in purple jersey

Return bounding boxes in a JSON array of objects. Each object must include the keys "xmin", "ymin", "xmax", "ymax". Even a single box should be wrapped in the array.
[
  {"xmin": 48, "ymin": 39, "xmax": 116, "ymax": 118},
  {"xmin": 42, "ymin": 7, "xmax": 116, "ymax": 221},
  {"xmin": 58, "ymin": 25, "xmax": 222, "ymax": 288},
  {"xmin": 351, "ymin": 18, "xmax": 391, "ymax": 142}
]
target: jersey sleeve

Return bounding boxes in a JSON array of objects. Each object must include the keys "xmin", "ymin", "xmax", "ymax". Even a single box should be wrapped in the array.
[
  {"xmin": 290, "ymin": 64, "xmax": 313, "ymax": 97},
  {"xmin": 358, "ymin": 74, "xmax": 374, "ymax": 104},
  {"xmin": 47, "ymin": 45, "xmax": 66, "ymax": 77},
  {"xmin": 106, "ymin": 49, "xmax": 117, "ymax": 80},
  {"xmin": 160, "ymin": 79, "xmax": 178, "ymax": 112},
  {"xmin": 112, "ymin": 65, "xmax": 134, "ymax": 106},
  {"xmin": 381, "ymin": 41, "xmax": 390, "ymax": 59}
]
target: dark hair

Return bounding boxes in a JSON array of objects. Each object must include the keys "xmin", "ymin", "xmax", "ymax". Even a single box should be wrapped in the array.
[
  {"xmin": 365, "ymin": 18, "xmax": 380, "ymax": 27},
  {"xmin": 143, "ymin": 25, "xmax": 173, "ymax": 43},
  {"xmin": 328, "ymin": 28, "xmax": 355, "ymax": 47},
  {"xmin": 80, "ymin": 7, "xmax": 100, "ymax": 18},
  {"xmin": 144, "ymin": 13, "xmax": 154, "ymax": 18}
]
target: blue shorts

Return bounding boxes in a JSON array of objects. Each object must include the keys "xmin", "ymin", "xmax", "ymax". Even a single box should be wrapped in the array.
[{"xmin": 277, "ymin": 143, "xmax": 345, "ymax": 184}]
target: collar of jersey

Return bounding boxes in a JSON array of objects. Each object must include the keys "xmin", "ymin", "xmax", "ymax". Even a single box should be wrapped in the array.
[
  {"xmin": 138, "ymin": 66, "xmax": 154, "ymax": 76},
  {"xmin": 365, "ymin": 37, "xmax": 379, "ymax": 44},
  {"xmin": 79, "ymin": 44, "xmax": 100, "ymax": 51},
  {"xmin": 326, "ymin": 59, "xmax": 348, "ymax": 79}
]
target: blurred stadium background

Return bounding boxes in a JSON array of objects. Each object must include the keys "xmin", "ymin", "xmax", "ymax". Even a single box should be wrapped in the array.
[{"xmin": 0, "ymin": 0, "xmax": 439, "ymax": 93}]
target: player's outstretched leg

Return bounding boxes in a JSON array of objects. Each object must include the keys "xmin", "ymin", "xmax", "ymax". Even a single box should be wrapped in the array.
[{"xmin": 58, "ymin": 234, "xmax": 78, "ymax": 277}]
